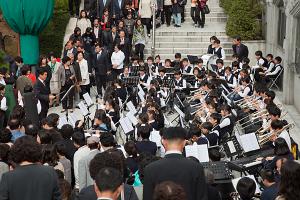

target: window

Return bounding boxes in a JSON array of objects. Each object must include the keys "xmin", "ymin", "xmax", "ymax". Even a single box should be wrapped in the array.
[{"xmin": 277, "ymin": 1, "xmax": 286, "ymax": 47}]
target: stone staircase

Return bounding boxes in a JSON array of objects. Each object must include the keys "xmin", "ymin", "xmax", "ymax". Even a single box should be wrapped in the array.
[{"xmin": 145, "ymin": 0, "xmax": 232, "ymax": 63}]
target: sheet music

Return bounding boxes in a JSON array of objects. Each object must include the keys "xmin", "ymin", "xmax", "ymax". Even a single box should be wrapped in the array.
[
  {"xmin": 174, "ymin": 105, "xmax": 185, "ymax": 118},
  {"xmin": 227, "ymin": 141, "xmax": 237, "ymax": 154},
  {"xmin": 138, "ymin": 91, "xmax": 145, "ymax": 102},
  {"xmin": 240, "ymin": 133, "xmax": 260, "ymax": 153},
  {"xmin": 126, "ymin": 101, "xmax": 137, "ymax": 114},
  {"xmin": 119, "ymin": 117, "xmax": 134, "ymax": 134},
  {"xmin": 185, "ymin": 144, "xmax": 209, "ymax": 163},
  {"xmin": 58, "ymin": 116, "xmax": 70, "ymax": 129},
  {"xmin": 126, "ymin": 112, "xmax": 138, "ymax": 126},
  {"xmin": 137, "ymin": 84, "xmax": 145, "ymax": 96},
  {"xmin": 150, "ymin": 131, "xmax": 162, "ymax": 147},
  {"xmin": 83, "ymin": 93, "xmax": 93, "ymax": 107},
  {"xmin": 69, "ymin": 113, "xmax": 78, "ymax": 127},
  {"xmin": 78, "ymin": 101, "xmax": 89, "ymax": 116},
  {"xmin": 232, "ymin": 175, "xmax": 261, "ymax": 194}
]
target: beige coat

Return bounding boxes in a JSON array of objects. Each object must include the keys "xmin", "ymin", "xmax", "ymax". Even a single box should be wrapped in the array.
[
  {"xmin": 49, "ymin": 61, "xmax": 62, "ymax": 94},
  {"xmin": 139, "ymin": 0, "xmax": 156, "ymax": 18}
]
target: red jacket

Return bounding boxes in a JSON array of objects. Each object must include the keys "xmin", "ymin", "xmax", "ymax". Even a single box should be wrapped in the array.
[{"xmin": 198, "ymin": 0, "xmax": 207, "ymax": 9}]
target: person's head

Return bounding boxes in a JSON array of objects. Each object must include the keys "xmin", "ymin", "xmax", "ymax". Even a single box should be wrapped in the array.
[
  {"xmin": 161, "ymin": 127, "xmax": 187, "ymax": 152},
  {"xmin": 124, "ymin": 141, "xmax": 138, "ymax": 158},
  {"xmin": 233, "ymin": 36, "xmax": 241, "ymax": 45},
  {"xmin": 9, "ymin": 136, "xmax": 42, "ymax": 164},
  {"xmin": 0, "ymin": 84, "xmax": 5, "ymax": 95},
  {"xmin": 0, "ymin": 128, "xmax": 12, "ymax": 143},
  {"xmin": 174, "ymin": 70, "xmax": 181, "ymax": 80},
  {"xmin": 200, "ymin": 122, "xmax": 213, "ymax": 135},
  {"xmin": 123, "ymin": 66, "xmax": 129, "ymax": 75},
  {"xmin": 175, "ymin": 53, "xmax": 181, "ymax": 61},
  {"xmin": 209, "ymin": 113, "xmax": 222, "ymax": 126},
  {"xmin": 21, "ymin": 65, "xmax": 30, "ymax": 76},
  {"xmin": 153, "ymin": 181, "xmax": 187, "ymax": 200},
  {"xmin": 100, "ymin": 132, "xmax": 116, "ymax": 148},
  {"xmin": 41, "ymin": 144, "xmax": 59, "ymax": 166},
  {"xmin": 15, "ymin": 56, "xmax": 23, "ymax": 65},
  {"xmin": 72, "ymin": 131, "xmax": 86, "ymax": 148},
  {"xmin": 87, "ymin": 136, "xmax": 100, "ymax": 150},
  {"xmin": 155, "ymin": 55, "xmax": 161, "ymax": 63},
  {"xmin": 25, "ymin": 123, "xmax": 39, "ymax": 138},
  {"xmin": 94, "ymin": 18, "xmax": 100, "ymax": 27},
  {"xmin": 62, "ymin": 56, "xmax": 71, "ymax": 66},
  {"xmin": 95, "ymin": 43, "xmax": 102, "ymax": 53},
  {"xmin": 236, "ymin": 177, "xmax": 256, "ymax": 200},
  {"xmin": 65, "ymin": 41, "xmax": 73, "ymax": 50},
  {"xmin": 54, "ymin": 142, "xmax": 68, "ymax": 157},
  {"xmin": 213, "ymin": 38, "xmax": 221, "ymax": 47},
  {"xmin": 139, "ymin": 67, "xmax": 146, "ymax": 76},
  {"xmin": 260, "ymin": 169, "xmax": 275, "ymax": 187},
  {"xmin": 165, "ymin": 59, "xmax": 171, "ymax": 67},
  {"xmin": 104, "ymin": 8, "xmax": 109, "ymax": 16},
  {"xmin": 137, "ymin": 124, "xmax": 151, "ymax": 140},
  {"xmin": 94, "ymin": 109, "xmax": 111, "ymax": 127},
  {"xmin": 147, "ymin": 56, "xmax": 154, "ymax": 65},
  {"xmin": 94, "ymin": 167, "xmax": 123, "ymax": 200},
  {"xmin": 8, "ymin": 118, "xmax": 21, "ymax": 130},
  {"xmin": 208, "ymin": 148, "xmax": 221, "ymax": 161},
  {"xmin": 255, "ymin": 50, "xmax": 263, "ymax": 60},
  {"xmin": 220, "ymin": 104, "xmax": 231, "ymax": 117},
  {"xmin": 119, "ymin": 30, "xmax": 125, "ymax": 38},
  {"xmin": 0, "ymin": 143, "xmax": 10, "ymax": 162},
  {"xmin": 182, "ymin": 58, "xmax": 188, "ymax": 67},
  {"xmin": 279, "ymin": 160, "xmax": 300, "ymax": 200},
  {"xmin": 38, "ymin": 68, "xmax": 48, "ymax": 81},
  {"xmin": 46, "ymin": 113, "xmax": 60, "ymax": 129},
  {"xmin": 210, "ymin": 36, "xmax": 218, "ymax": 44},
  {"xmin": 274, "ymin": 56, "xmax": 282, "ymax": 64},
  {"xmin": 60, "ymin": 124, "xmax": 74, "ymax": 139},
  {"xmin": 37, "ymin": 129, "xmax": 52, "ymax": 144},
  {"xmin": 266, "ymin": 54, "xmax": 273, "ymax": 62},
  {"xmin": 118, "ymin": 20, "xmax": 124, "ymax": 28},
  {"xmin": 274, "ymin": 137, "xmax": 290, "ymax": 156},
  {"xmin": 111, "ymin": 26, "xmax": 117, "ymax": 33},
  {"xmin": 135, "ymin": 18, "xmax": 142, "ymax": 27},
  {"xmin": 114, "ymin": 45, "xmax": 121, "ymax": 52},
  {"xmin": 79, "ymin": 10, "xmax": 87, "ymax": 18},
  {"xmin": 242, "ymin": 57, "xmax": 250, "ymax": 65},
  {"xmin": 240, "ymin": 76, "xmax": 250, "ymax": 86},
  {"xmin": 270, "ymin": 119, "xmax": 284, "ymax": 131},
  {"xmin": 216, "ymin": 59, "xmax": 224, "ymax": 68},
  {"xmin": 77, "ymin": 51, "xmax": 84, "ymax": 61}
]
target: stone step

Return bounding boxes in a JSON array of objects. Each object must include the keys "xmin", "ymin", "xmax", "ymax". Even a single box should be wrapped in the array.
[
  {"xmin": 144, "ymin": 47, "xmax": 233, "ymax": 55},
  {"xmin": 183, "ymin": 16, "xmax": 227, "ymax": 23},
  {"xmin": 154, "ymin": 31, "xmax": 227, "ymax": 36},
  {"xmin": 145, "ymin": 41, "xmax": 233, "ymax": 48},
  {"xmin": 151, "ymin": 35, "xmax": 232, "ymax": 42},
  {"xmin": 183, "ymin": 11, "xmax": 227, "ymax": 18}
]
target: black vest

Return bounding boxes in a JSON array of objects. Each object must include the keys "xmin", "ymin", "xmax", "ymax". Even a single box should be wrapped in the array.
[
  {"xmin": 175, "ymin": 78, "xmax": 184, "ymax": 87},
  {"xmin": 140, "ymin": 74, "xmax": 149, "ymax": 83},
  {"xmin": 214, "ymin": 47, "xmax": 223, "ymax": 59},
  {"xmin": 271, "ymin": 64, "xmax": 283, "ymax": 74},
  {"xmin": 219, "ymin": 116, "xmax": 235, "ymax": 139}
]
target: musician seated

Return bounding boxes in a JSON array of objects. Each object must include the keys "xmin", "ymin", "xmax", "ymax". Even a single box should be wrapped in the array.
[
  {"xmin": 264, "ymin": 56, "xmax": 283, "ymax": 82},
  {"xmin": 241, "ymin": 57, "xmax": 251, "ymax": 74},
  {"xmin": 237, "ymin": 69, "xmax": 249, "ymax": 86},
  {"xmin": 199, "ymin": 122, "xmax": 218, "ymax": 146},
  {"xmin": 219, "ymin": 104, "xmax": 235, "ymax": 139},
  {"xmin": 229, "ymin": 76, "xmax": 252, "ymax": 101},
  {"xmin": 181, "ymin": 58, "xmax": 193, "ymax": 75},
  {"xmin": 216, "ymin": 59, "xmax": 225, "ymax": 77},
  {"xmin": 139, "ymin": 67, "xmax": 151, "ymax": 89},
  {"xmin": 259, "ymin": 138, "xmax": 293, "ymax": 171},
  {"xmin": 158, "ymin": 68, "xmax": 167, "ymax": 83},
  {"xmin": 232, "ymin": 60, "xmax": 241, "ymax": 79},
  {"xmin": 208, "ymin": 113, "xmax": 221, "ymax": 144},
  {"xmin": 172, "ymin": 53, "xmax": 182, "ymax": 70},
  {"xmin": 93, "ymin": 109, "xmax": 114, "ymax": 132},
  {"xmin": 135, "ymin": 124, "xmax": 157, "ymax": 156},
  {"xmin": 129, "ymin": 55, "xmax": 140, "ymax": 74},
  {"xmin": 154, "ymin": 55, "xmax": 163, "ymax": 68},
  {"xmin": 146, "ymin": 56, "xmax": 157, "ymax": 77},
  {"xmin": 120, "ymin": 66, "xmax": 130, "ymax": 79},
  {"xmin": 269, "ymin": 119, "xmax": 292, "ymax": 151},
  {"xmin": 222, "ymin": 67, "xmax": 237, "ymax": 89},
  {"xmin": 260, "ymin": 169, "xmax": 279, "ymax": 200},
  {"xmin": 174, "ymin": 71, "xmax": 186, "ymax": 90},
  {"xmin": 195, "ymin": 58, "xmax": 206, "ymax": 72},
  {"xmin": 105, "ymin": 98, "xmax": 120, "ymax": 124},
  {"xmin": 164, "ymin": 59, "xmax": 173, "ymax": 69}
]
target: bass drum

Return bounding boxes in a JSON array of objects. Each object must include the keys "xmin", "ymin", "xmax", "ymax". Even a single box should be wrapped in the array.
[{"xmin": 201, "ymin": 54, "xmax": 219, "ymax": 71}]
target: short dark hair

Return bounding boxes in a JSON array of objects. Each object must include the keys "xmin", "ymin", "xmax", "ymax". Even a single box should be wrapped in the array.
[
  {"xmin": 271, "ymin": 119, "xmax": 284, "ymax": 130},
  {"xmin": 21, "ymin": 65, "xmax": 30, "ymax": 75},
  {"xmin": 161, "ymin": 127, "xmax": 187, "ymax": 140},
  {"xmin": 236, "ymin": 177, "xmax": 256, "ymax": 200},
  {"xmin": 60, "ymin": 124, "xmax": 74, "ymax": 139},
  {"xmin": 46, "ymin": 113, "xmax": 60, "ymax": 128},
  {"xmin": 0, "ymin": 84, "xmax": 5, "ymax": 91},
  {"xmin": 175, "ymin": 53, "xmax": 181, "ymax": 59},
  {"xmin": 208, "ymin": 148, "xmax": 221, "ymax": 161},
  {"xmin": 241, "ymin": 76, "xmax": 251, "ymax": 84},
  {"xmin": 38, "ymin": 67, "xmax": 47, "ymax": 76},
  {"xmin": 201, "ymin": 122, "xmax": 213, "ymax": 131},
  {"xmin": 95, "ymin": 167, "xmax": 123, "ymax": 193},
  {"xmin": 62, "ymin": 56, "xmax": 71, "ymax": 64},
  {"xmin": 38, "ymin": 129, "xmax": 52, "ymax": 144},
  {"xmin": 147, "ymin": 56, "xmax": 154, "ymax": 62},
  {"xmin": 266, "ymin": 54, "xmax": 274, "ymax": 59},
  {"xmin": 234, "ymin": 36, "xmax": 241, "ymax": 41},
  {"xmin": 274, "ymin": 137, "xmax": 290, "ymax": 156},
  {"xmin": 275, "ymin": 56, "xmax": 282, "ymax": 63},
  {"xmin": 260, "ymin": 169, "xmax": 275, "ymax": 183},
  {"xmin": 0, "ymin": 143, "xmax": 10, "ymax": 161},
  {"xmin": 9, "ymin": 136, "xmax": 42, "ymax": 164},
  {"xmin": 137, "ymin": 124, "xmax": 151, "ymax": 139},
  {"xmin": 255, "ymin": 50, "xmax": 263, "ymax": 57},
  {"xmin": 267, "ymin": 105, "xmax": 281, "ymax": 117},
  {"xmin": 265, "ymin": 90, "xmax": 276, "ymax": 100},
  {"xmin": 8, "ymin": 118, "xmax": 21, "ymax": 130},
  {"xmin": 153, "ymin": 181, "xmax": 187, "ymax": 200},
  {"xmin": 124, "ymin": 141, "xmax": 138, "ymax": 158},
  {"xmin": 15, "ymin": 56, "xmax": 23, "ymax": 63},
  {"xmin": 25, "ymin": 123, "xmax": 39, "ymax": 138},
  {"xmin": 210, "ymin": 113, "xmax": 222, "ymax": 124},
  {"xmin": 0, "ymin": 128, "xmax": 12, "ymax": 143},
  {"xmin": 216, "ymin": 59, "xmax": 224, "ymax": 65},
  {"xmin": 100, "ymin": 132, "xmax": 116, "ymax": 147},
  {"xmin": 72, "ymin": 131, "xmax": 86, "ymax": 147}
]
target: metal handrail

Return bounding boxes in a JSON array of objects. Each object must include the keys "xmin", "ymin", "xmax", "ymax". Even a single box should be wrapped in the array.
[{"xmin": 151, "ymin": 2, "xmax": 156, "ymax": 57}]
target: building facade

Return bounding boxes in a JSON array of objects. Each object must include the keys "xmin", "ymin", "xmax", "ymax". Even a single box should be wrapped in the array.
[{"xmin": 264, "ymin": 0, "xmax": 300, "ymax": 111}]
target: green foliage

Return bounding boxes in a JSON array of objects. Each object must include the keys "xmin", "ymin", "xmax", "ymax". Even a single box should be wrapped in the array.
[
  {"xmin": 39, "ymin": 0, "xmax": 70, "ymax": 56},
  {"xmin": 221, "ymin": 0, "xmax": 263, "ymax": 40},
  {"xmin": 0, "ymin": 50, "xmax": 9, "ymax": 69}
]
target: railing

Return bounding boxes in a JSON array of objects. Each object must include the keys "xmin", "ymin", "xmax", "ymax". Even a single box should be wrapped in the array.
[{"xmin": 151, "ymin": 2, "xmax": 156, "ymax": 57}]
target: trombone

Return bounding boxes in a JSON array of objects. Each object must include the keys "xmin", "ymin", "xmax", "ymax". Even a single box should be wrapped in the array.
[{"xmin": 258, "ymin": 123, "xmax": 295, "ymax": 146}]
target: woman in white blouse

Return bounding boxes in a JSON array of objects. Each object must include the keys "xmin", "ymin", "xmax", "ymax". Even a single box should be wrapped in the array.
[
  {"xmin": 77, "ymin": 52, "xmax": 90, "ymax": 97},
  {"xmin": 76, "ymin": 10, "xmax": 91, "ymax": 35},
  {"xmin": 111, "ymin": 45, "xmax": 125, "ymax": 79}
]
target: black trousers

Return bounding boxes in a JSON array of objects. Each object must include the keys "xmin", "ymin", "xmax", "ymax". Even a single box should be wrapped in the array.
[
  {"xmin": 39, "ymin": 104, "xmax": 49, "ymax": 122},
  {"xmin": 141, "ymin": 18, "xmax": 151, "ymax": 35},
  {"xmin": 80, "ymin": 85, "xmax": 90, "ymax": 99},
  {"xmin": 61, "ymin": 84, "xmax": 74, "ymax": 110},
  {"xmin": 96, "ymin": 74, "xmax": 107, "ymax": 96},
  {"xmin": 164, "ymin": 5, "xmax": 172, "ymax": 25},
  {"xmin": 135, "ymin": 43, "xmax": 145, "ymax": 60},
  {"xmin": 0, "ymin": 113, "xmax": 5, "ymax": 130},
  {"xmin": 112, "ymin": 68, "xmax": 123, "ymax": 80},
  {"xmin": 191, "ymin": 7, "xmax": 197, "ymax": 24},
  {"xmin": 195, "ymin": 8, "xmax": 205, "ymax": 26},
  {"xmin": 68, "ymin": 0, "xmax": 80, "ymax": 16}
]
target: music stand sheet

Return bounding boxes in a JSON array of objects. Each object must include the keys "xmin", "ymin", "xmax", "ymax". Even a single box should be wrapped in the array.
[
  {"xmin": 239, "ymin": 133, "xmax": 260, "ymax": 153},
  {"xmin": 83, "ymin": 93, "xmax": 93, "ymax": 107},
  {"xmin": 185, "ymin": 144, "xmax": 209, "ymax": 163}
]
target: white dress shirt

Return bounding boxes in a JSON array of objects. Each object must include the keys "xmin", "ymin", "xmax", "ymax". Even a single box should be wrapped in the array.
[
  {"xmin": 79, "ymin": 59, "xmax": 90, "ymax": 85},
  {"xmin": 111, "ymin": 50, "xmax": 125, "ymax": 69}
]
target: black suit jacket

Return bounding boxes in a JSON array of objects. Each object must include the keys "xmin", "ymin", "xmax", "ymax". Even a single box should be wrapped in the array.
[
  {"xmin": 78, "ymin": 184, "xmax": 139, "ymax": 200},
  {"xmin": 112, "ymin": 0, "xmax": 125, "ymax": 19},
  {"xmin": 136, "ymin": 140, "xmax": 157, "ymax": 156},
  {"xmin": 93, "ymin": 51, "xmax": 111, "ymax": 75},
  {"xmin": 143, "ymin": 153, "xmax": 208, "ymax": 200},
  {"xmin": 232, "ymin": 43, "xmax": 249, "ymax": 61},
  {"xmin": 115, "ymin": 37, "xmax": 130, "ymax": 58},
  {"xmin": 102, "ymin": 30, "xmax": 119, "ymax": 51},
  {"xmin": 0, "ymin": 164, "xmax": 61, "ymax": 200},
  {"xmin": 33, "ymin": 79, "xmax": 50, "ymax": 112}
]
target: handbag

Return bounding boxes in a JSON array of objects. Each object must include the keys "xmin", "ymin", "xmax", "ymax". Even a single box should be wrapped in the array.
[{"xmin": 203, "ymin": 5, "xmax": 210, "ymax": 14}]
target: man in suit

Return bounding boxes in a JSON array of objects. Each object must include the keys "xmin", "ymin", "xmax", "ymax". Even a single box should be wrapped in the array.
[
  {"xmin": 93, "ymin": 43, "xmax": 111, "ymax": 97},
  {"xmin": 232, "ymin": 36, "xmax": 249, "ymax": 62},
  {"xmin": 102, "ymin": 26, "xmax": 119, "ymax": 54},
  {"xmin": 143, "ymin": 127, "xmax": 208, "ymax": 200},
  {"xmin": 33, "ymin": 68, "xmax": 55, "ymax": 121},
  {"xmin": 115, "ymin": 30, "xmax": 130, "ymax": 64},
  {"xmin": 0, "ymin": 136, "xmax": 61, "ymax": 200},
  {"xmin": 112, "ymin": 0, "xmax": 125, "ymax": 23},
  {"xmin": 88, "ymin": 0, "xmax": 113, "ymax": 19},
  {"xmin": 78, "ymin": 136, "xmax": 101, "ymax": 191}
]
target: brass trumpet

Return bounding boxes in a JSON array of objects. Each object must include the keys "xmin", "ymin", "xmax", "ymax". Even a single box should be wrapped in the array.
[{"xmin": 258, "ymin": 123, "xmax": 295, "ymax": 146}]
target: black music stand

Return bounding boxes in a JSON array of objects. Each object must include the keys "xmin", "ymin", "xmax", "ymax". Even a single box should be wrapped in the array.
[
  {"xmin": 123, "ymin": 76, "xmax": 140, "ymax": 86},
  {"xmin": 222, "ymin": 136, "xmax": 243, "ymax": 159},
  {"xmin": 187, "ymin": 55, "xmax": 199, "ymax": 64},
  {"xmin": 60, "ymin": 85, "xmax": 75, "ymax": 122}
]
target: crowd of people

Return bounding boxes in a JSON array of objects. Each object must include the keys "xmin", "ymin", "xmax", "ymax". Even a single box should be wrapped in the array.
[{"xmin": 0, "ymin": 0, "xmax": 299, "ymax": 197}]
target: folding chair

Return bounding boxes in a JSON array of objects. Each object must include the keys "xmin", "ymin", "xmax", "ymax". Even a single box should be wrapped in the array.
[{"xmin": 268, "ymin": 69, "xmax": 284, "ymax": 90}]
